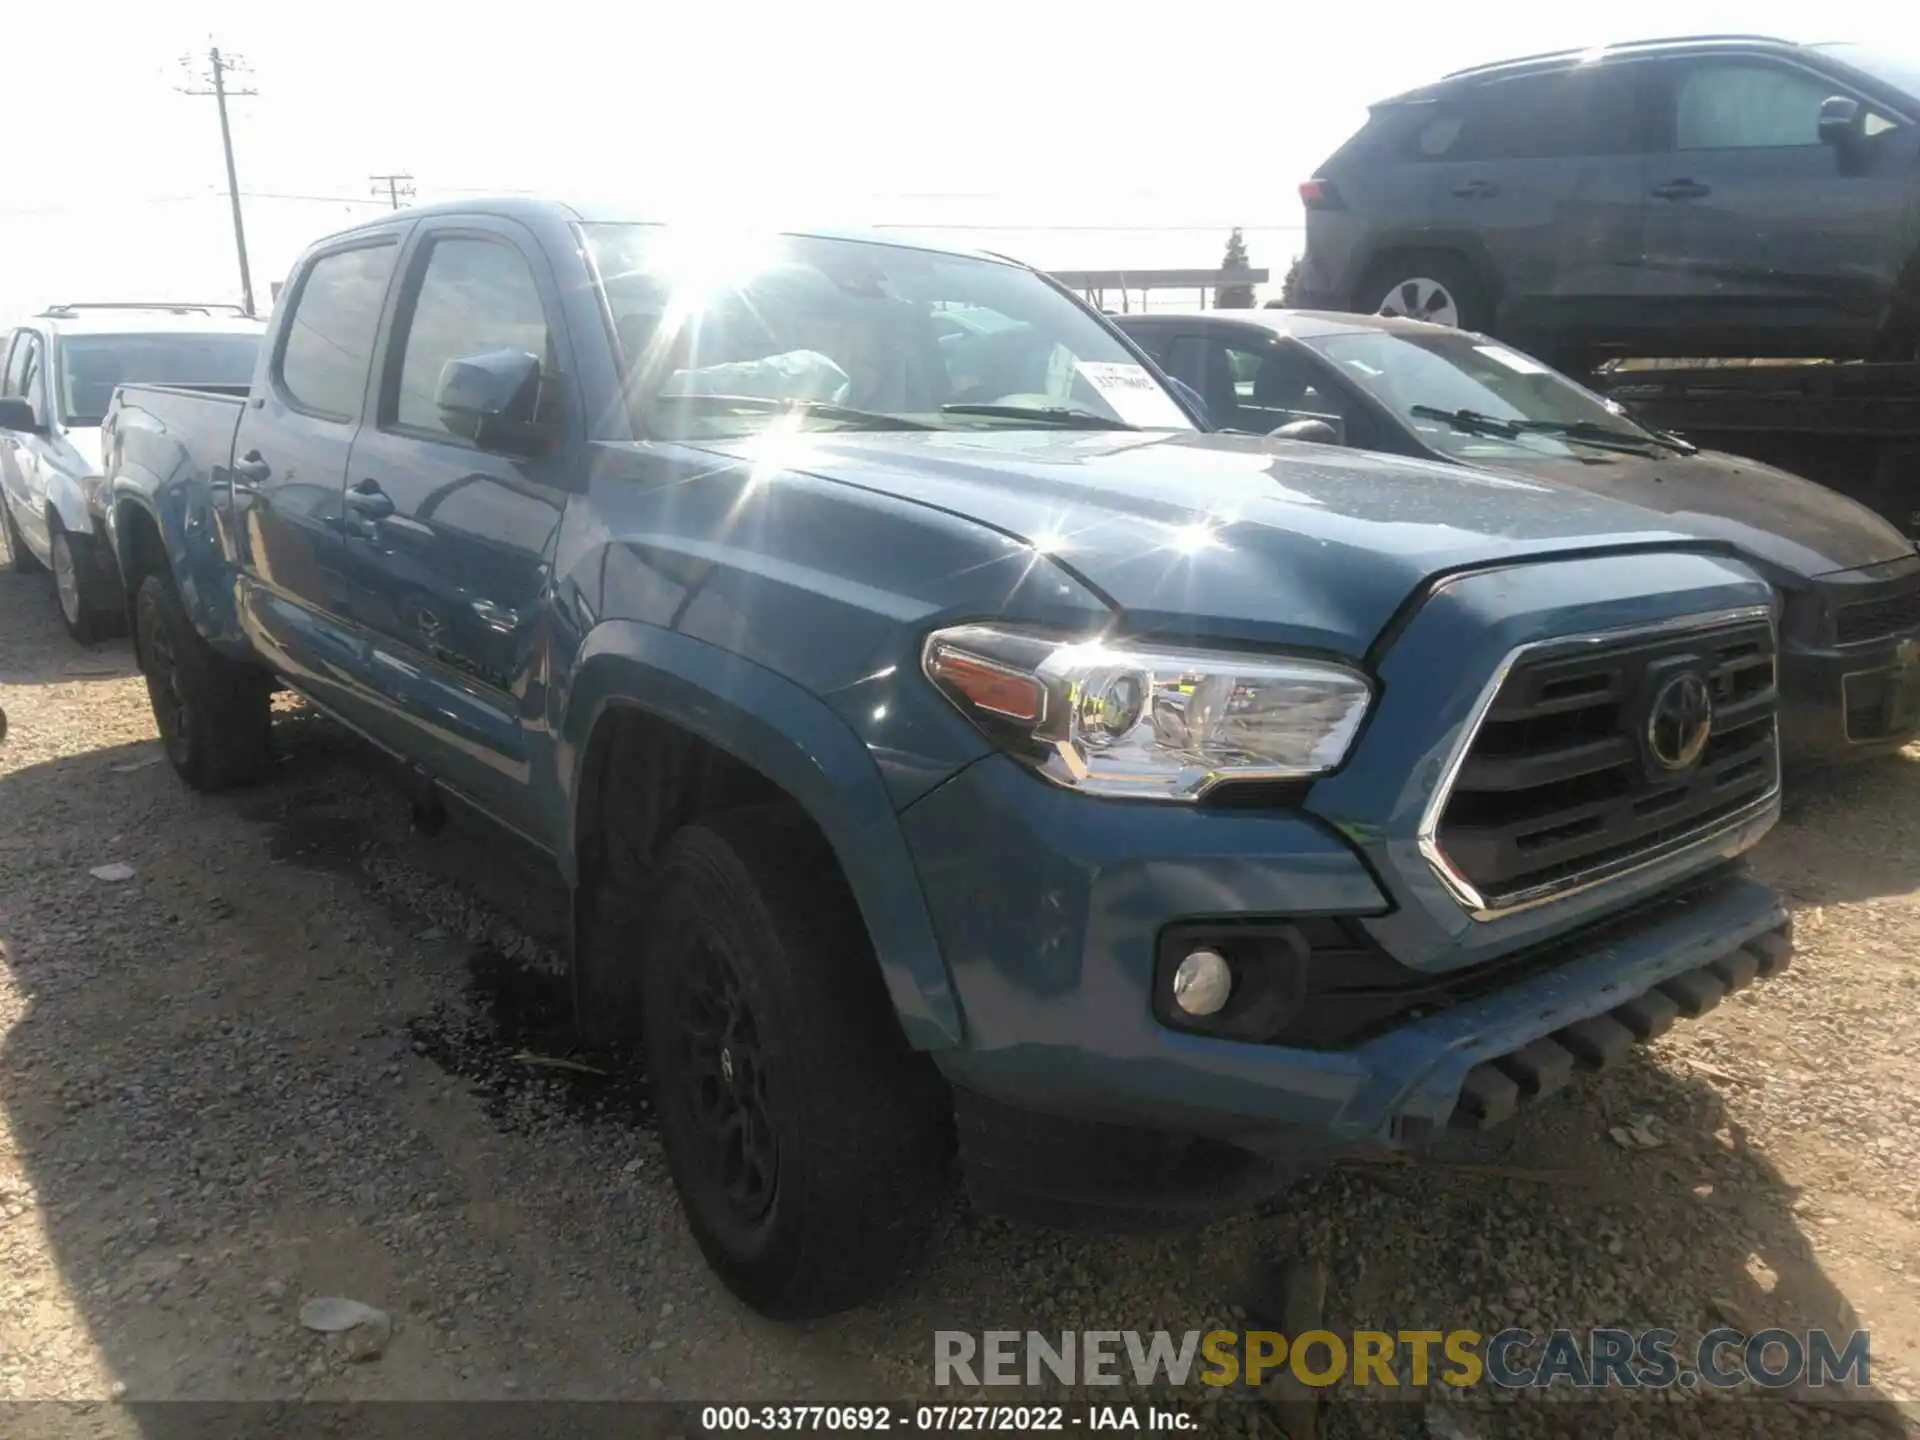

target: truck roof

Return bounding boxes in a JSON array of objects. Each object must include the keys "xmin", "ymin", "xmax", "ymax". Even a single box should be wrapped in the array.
[
  {"xmin": 24, "ymin": 305, "xmax": 267, "ymax": 337},
  {"xmin": 303, "ymin": 195, "xmax": 1023, "ymax": 269}
]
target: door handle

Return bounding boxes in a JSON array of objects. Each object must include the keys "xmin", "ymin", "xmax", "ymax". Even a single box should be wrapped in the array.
[
  {"xmin": 230, "ymin": 451, "xmax": 270, "ymax": 484},
  {"xmin": 1450, "ymin": 179, "xmax": 1500, "ymax": 198},
  {"xmin": 1652, "ymin": 179, "xmax": 1711, "ymax": 200},
  {"xmin": 470, "ymin": 598, "xmax": 522, "ymax": 634},
  {"xmin": 345, "ymin": 479, "xmax": 395, "ymax": 521}
]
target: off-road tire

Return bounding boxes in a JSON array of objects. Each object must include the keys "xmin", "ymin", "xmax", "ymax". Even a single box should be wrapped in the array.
[
  {"xmin": 638, "ymin": 806, "xmax": 951, "ymax": 1318},
  {"xmin": 1355, "ymin": 250, "xmax": 1491, "ymax": 332},
  {"xmin": 134, "ymin": 570, "xmax": 273, "ymax": 791},
  {"xmin": 3, "ymin": 495, "xmax": 41, "ymax": 574}
]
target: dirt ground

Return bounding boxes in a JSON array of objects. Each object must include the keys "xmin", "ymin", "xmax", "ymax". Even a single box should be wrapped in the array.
[{"xmin": 2, "ymin": 547, "xmax": 1918, "ymax": 1440}]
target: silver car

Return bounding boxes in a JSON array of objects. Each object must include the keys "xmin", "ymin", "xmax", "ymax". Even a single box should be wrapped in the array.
[{"xmin": 0, "ymin": 304, "xmax": 264, "ymax": 642}]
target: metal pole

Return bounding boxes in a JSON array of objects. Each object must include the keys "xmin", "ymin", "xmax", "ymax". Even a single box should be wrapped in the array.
[{"xmin": 210, "ymin": 49, "xmax": 256, "ymax": 317}]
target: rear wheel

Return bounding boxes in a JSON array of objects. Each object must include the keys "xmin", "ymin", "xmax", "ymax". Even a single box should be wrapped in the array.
[
  {"xmin": 1355, "ymin": 251, "xmax": 1489, "ymax": 331},
  {"xmin": 134, "ymin": 570, "xmax": 273, "ymax": 791},
  {"xmin": 49, "ymin": 523, "xmax": 123, "ymax": 645},
  {"xmin": 638, "ymin": 808, "xmax": 950, "ymax": 1318},
  {"xmin": 3, "ymin": 495, "xmax": 41, "ymax": 574}
]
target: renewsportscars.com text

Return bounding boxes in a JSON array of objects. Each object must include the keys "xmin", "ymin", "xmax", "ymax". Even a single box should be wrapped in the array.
[{"xmin": 934, "ymin": 1328, "xmax": 1871, "ymax": 1391}]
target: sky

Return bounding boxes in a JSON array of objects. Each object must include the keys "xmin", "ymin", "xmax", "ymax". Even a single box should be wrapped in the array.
[{"xmin": 0, "ymin": 0, "xmax": 1874, "ymax": 321}]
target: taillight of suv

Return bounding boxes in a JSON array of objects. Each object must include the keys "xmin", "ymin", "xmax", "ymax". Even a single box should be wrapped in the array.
[{"xmin": 1299, "ymin": 178, "xmax": 1344, "ymax": 211}]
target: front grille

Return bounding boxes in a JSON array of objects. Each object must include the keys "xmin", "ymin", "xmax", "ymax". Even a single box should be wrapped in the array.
[
  {"xmin": 1836, "ymin": 584, "xmax": 1920, "ymax": 646},
  {"xmin": 1432, "ymin": 615, "xmax": 1777, "ymax": 913}
]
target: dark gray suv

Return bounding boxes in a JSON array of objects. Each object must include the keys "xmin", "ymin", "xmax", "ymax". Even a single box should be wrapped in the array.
[{"xmin": 1294, "ymin": 35, "xmax": 1920, "ymax": 363}]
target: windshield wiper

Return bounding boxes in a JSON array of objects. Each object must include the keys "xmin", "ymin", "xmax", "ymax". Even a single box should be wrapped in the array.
[
  {"xmin": 939, "ymin": 403, "xmax": 1136, "ymax": 430},
  {"xmin": 1409, "ymin": 405, "xmax": 1523, "ymax": 438},
  {"xmin": 649, "ymin": 393, "xmax": 933, "ymax": 430},
  {"xmin": 1409, "ymin": 405, "xmax": 1682, "ymax": 457},
  {"xmin": 1512, "ymin": 417, "xmax": 1694, "ymax": 455}
]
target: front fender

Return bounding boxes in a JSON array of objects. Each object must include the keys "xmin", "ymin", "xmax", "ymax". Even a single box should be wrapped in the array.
[
  {"xmin": 555, "ymin": 619, "xmax": 965, "ymax": 1050},
  {"xmin": 43, "ymin": 469, "xmax": 93, "ymax": 539}
]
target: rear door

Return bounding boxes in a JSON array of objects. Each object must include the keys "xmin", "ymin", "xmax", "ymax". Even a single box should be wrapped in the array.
[
  {"xmin": 230, "ymin": 234, "xmax": 402, "ymax": 697},
  {"xmin": 1412, "ymin": 63, "xmax": 1655, "ymax": 335},
  {"xmin": 338, "ymin": 215, "xmax": 574, "ymax": 838},
  {"xmin": 1640, "ymin": 53, "xmax": 1915, "ymax": 350}
]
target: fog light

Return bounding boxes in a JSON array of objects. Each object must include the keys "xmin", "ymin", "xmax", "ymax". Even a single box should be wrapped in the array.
[{"xmin": 1172, "ymin": 948, "xmax": 1233, "ymax": 1017}]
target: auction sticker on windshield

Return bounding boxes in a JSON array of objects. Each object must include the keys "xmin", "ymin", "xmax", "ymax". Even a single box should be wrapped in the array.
[
  {"xmin": 1473, "ymin": 343, "xmax": 1552, "ymax": 376},
  {"xmin": 1075, "ymin": 362, "xmax": 1192, "ymax": 428}
]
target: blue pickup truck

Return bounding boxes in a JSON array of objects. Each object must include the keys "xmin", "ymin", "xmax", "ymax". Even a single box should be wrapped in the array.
[{"xmin": 102, "ymin": 198, "xmax": 1794, "ymax": 1319}]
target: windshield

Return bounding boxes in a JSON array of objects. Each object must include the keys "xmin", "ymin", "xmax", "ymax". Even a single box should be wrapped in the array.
[
  {"xmin": 57, "ymin": 333, "xmax": 262, "ymax": 427},
  {"xmin": 1811, "ymin": 42, "xmax": 1920, "ymax": 101},
  {"xmin": 581, "ymin": 224, "xmax": 1196, "ymax": 439},
  {"xmin": 1301, "ymin": 328, "xmax": 1664, "ymax": 460}
]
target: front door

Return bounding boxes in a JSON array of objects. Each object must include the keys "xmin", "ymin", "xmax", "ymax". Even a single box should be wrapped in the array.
[
  {"xmin": 0, "ymin": 330, "xmax": 54, "ymax": 565},
  {"xmin": 340, "ymin": 217, "xmax": 573, "ymax": 838},
  {"xmin": 1640, "ymin": 55, "xmax": 1916, "ymax": 351}
]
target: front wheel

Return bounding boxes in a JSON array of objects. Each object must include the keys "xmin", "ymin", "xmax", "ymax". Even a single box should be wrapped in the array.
[
  {"xmin": 50, "ymin": 524, "xmax": 123, "ymax": 645},
  {"xmin": 638, "ymin": 808, "xmax": 951, "ymax": 1318},
  {"xmin": 134, "ymin": 570, "xmax": 273, "ymax": 791}
]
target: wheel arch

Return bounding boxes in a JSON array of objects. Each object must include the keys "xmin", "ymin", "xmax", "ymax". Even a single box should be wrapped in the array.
[
  {"xmin": 1350, "ymin": 232, "xmax": 1507, "ymax": 316},
  {"xmin": 558, "ymin": 619, "xmax": 966, "ymax": 1051},
  {"xmin": 107, "ymin": 489, "xmax": 244, "ymax": 657}
]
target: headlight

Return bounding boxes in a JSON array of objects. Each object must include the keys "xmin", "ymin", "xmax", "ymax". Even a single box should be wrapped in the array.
[
  {"xmin": 83, "ymin": 475, "xmax": 107, "ymax": 518},
  {"xmin": 921, "ymin": 624, "xmax": 1372, "ymax": 801}
]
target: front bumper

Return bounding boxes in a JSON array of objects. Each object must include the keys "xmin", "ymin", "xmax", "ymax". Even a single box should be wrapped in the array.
[
  {"xmin": 1779, "ymin": 632, "xmax": 1920, "ymax": 763},
  {"xmin": 902, "ymin": 753, "xmax": 1790, "ymax": 1216}
]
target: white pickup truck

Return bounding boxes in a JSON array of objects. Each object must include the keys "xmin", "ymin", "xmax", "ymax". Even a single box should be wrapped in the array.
[{"xmin": 0, "ymin": 304, "xmax": 263, "ymax": 642}]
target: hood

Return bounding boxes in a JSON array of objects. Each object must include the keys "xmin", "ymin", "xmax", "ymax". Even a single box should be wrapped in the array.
[
  {"xmin": 1468, "ymin": 447, "xmax": 1916, "ymax": 580},
  {"xmin": 690, "ymin": 428, "xmax": 1713, "ymax": 656}
]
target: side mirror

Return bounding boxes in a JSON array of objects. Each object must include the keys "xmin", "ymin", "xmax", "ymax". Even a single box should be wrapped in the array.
[
  {"xmin": 1818, "ymin": 95, "xmax": 1864, "ymax": 147},
  {"xmin": 1271, "ymin": 418, "xmax": 1341, "ymax": 445},
  {"xmin": 434, "ymin": 349, "xmax": 548, "ymax": 453},
  {"xmin": 0, "ymin": 396, "xmax": 44, "ymax": 434}
]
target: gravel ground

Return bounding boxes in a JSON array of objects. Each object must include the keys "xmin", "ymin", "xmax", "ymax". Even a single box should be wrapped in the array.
[{"xmin": 2, "ymin": 545, "xmax": 1917, "ymax": 1440}]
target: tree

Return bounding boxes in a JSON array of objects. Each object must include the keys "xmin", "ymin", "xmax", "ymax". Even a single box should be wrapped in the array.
[
  {"xmin": 1278, "ymin": 255, "xmax": 1302, "ymax": 307},
  {"xmin": 1215, "ymin": 228, "xmax": 1256, "ymax": 309}
]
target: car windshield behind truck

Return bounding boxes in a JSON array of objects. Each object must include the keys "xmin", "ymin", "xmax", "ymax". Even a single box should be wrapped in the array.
[
  {"xmin": 59, "ymin": 333, "xmax": 263, "ymax": 427},
  {"xmin": 1304, "ymin": 329, "xmax": 1670, "ymax": 461},
  {"xmin": 581, "ymin": 224, "xmax": 1195, "ymax": 439}
]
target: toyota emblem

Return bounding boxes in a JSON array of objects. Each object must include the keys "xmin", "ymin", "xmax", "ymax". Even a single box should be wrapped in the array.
[{"xmin": 1646, "ymin": 671, "xmax": 1714, "ymax": 772}]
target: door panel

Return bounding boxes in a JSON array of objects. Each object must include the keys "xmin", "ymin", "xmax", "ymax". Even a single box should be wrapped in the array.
[
  {"xmin": 1, "ymin": 332, "xmax": 54, "ymax": 564},
  {"xmin": 229, "ymin": 239, "xmax": 400, "ymax": 702},
  {"xmin": 340, "ymin": 220, "xmax": 572, "ymax": 837},
  {"xmin": 1410, "ymin": 64, "xmax": 1653, "ymax": 326},
  {"xmin": 1640, "ymin": 57, "xmax": 1916, "ymax": 347}
]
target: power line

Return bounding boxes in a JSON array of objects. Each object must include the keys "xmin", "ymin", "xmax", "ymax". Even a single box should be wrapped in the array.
[
  {"xmin": 370, "ymin": 173, "xmax": 416, "ymax": 211},
  {"xmin": 179, "ymin": 43, "xmax": 258, "ymax": 315}
]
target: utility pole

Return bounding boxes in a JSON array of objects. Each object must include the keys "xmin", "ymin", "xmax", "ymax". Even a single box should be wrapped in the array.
[
  {"xmin": 180, "ymin": 44, "xmax": 258, "ymax": 316},
  {"xmin": 370, "ymin": 173, "xmax": 416, "ymax": 211}
]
